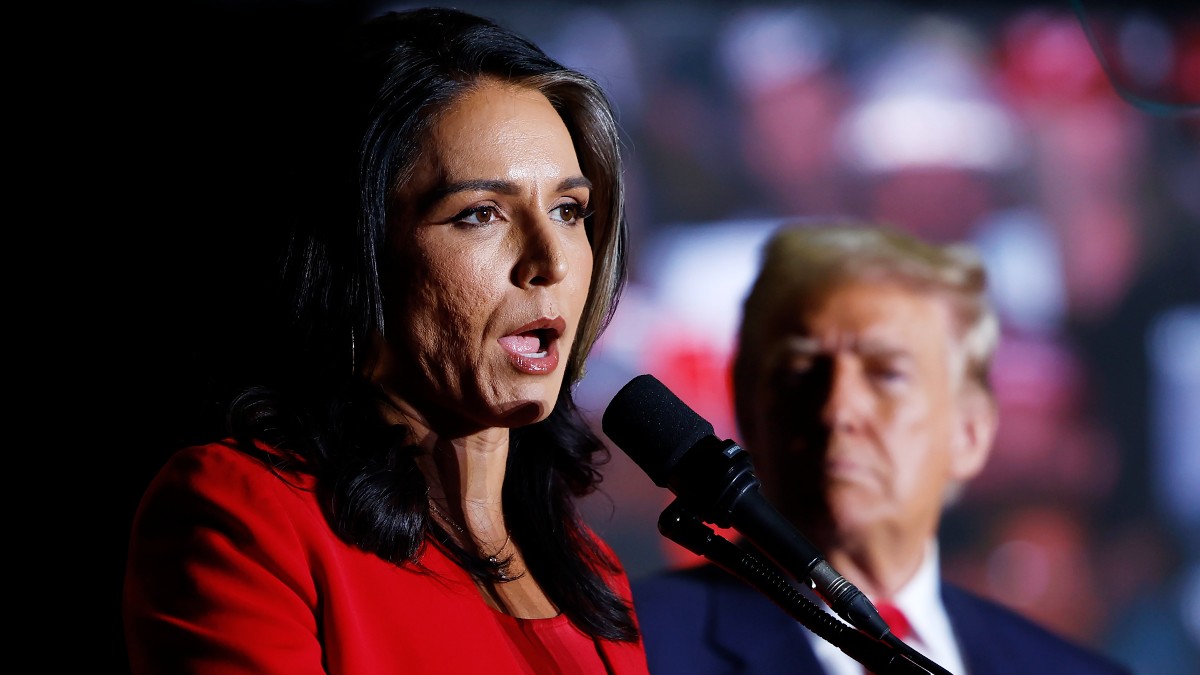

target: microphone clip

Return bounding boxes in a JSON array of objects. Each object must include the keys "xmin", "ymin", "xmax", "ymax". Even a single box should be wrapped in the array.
[{"xmin": 664, "ymin": 436, "xmax": 759, "ymax": 529}]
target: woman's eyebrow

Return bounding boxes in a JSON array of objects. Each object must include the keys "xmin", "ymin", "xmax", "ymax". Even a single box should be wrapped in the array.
[
  {"xmin": 414, "ymin": 179, "xmax": 515, "ymax": 215},
  {"xmin": 430, "ymin": 178, "xmax": 519, "ymax": 202},
  {"xmin": 557, "ymin": 176, "xmax": 593, "ymax": 192},
  {"xmin": 423, "ymin": 175, "xmax": 593, "ymax": 209}
]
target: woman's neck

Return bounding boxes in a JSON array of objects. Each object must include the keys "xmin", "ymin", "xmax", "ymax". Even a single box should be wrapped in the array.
[
  {"xmin": 374, "ymin": 388, "xmax": 557, "ymax": 618},
  {"xmin": 422, "ymin": 429, "xmax": 510, "ymax": 516}
]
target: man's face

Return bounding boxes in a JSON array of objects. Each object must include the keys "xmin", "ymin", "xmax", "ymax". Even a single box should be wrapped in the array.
[{"xmin": 745, "ymin": 280, "xmax": 985, "ymax": 550}]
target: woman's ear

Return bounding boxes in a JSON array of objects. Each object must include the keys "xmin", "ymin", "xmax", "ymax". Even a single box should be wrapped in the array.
[
  {"xmin": 364, "ymin": 328, "xmax": 395, "ymax": 384},
  {"xmin": 951, "ymin": 384, "xmax": 998, "ymax": 481}
]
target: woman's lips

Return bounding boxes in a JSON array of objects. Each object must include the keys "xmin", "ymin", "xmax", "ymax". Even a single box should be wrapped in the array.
[{"xmin": 498, "ymin": 317, "xmax": 565, "ymax": 374}]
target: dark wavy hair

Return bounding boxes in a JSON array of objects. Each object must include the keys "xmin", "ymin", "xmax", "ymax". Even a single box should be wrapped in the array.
[{"xmin": 226, "ymin": 7, "xmax": 633, "ymax": 641}]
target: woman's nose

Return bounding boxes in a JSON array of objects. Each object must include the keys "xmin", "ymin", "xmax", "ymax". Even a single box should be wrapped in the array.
[{"xmin": 513, "ymin": 218, "xmax": 569, "ymax": 288}]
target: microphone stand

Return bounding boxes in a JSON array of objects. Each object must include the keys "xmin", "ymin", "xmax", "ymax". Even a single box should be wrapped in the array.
[{"xmin": 656, "ymin": 499, "xmax": 949, "ymax": 675}]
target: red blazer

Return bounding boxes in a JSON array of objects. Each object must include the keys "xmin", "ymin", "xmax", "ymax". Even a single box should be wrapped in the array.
[{"xmin": 123, "ymin": 441, "xmax": 651, "ymax": 674}]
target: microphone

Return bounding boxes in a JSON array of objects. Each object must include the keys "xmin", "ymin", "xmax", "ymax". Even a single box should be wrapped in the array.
[{"xmin": 602, "ymin": 373, "xmax": 892, "ymax": 641}]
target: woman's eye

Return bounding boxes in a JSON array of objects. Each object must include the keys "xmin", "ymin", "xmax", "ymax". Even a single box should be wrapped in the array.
[
  {"xmin": 550, "ymin": 202, "xmax": 589, "ymax": 224},
  {"xmin": 452, "ymin": 205, "xmax": 502, "ymax": 227}
]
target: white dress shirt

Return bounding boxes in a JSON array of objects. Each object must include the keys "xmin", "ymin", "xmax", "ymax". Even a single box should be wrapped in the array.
[{"xmin": 801, "ymin": 542, "xmax": 968, "ymax": 675}]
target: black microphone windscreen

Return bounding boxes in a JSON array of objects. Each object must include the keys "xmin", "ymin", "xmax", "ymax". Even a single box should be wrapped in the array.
[{"xmin": 601, "ymin": 374, "xmax": 715, "ymax": 487}]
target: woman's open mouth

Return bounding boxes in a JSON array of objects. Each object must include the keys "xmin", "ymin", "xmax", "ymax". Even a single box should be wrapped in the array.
[{"xmin": 498, "ymin": 317, "xmax": 565, "ymax": 374}]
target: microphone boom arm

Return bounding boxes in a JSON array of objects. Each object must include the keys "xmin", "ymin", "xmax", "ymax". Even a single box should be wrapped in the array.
[
  {"xmin": 656, "ymin": 500, "xmax": 932, "ymax": 675},
  {"xmin": 661, "ymin": 435, "xmax": 891, "ymax": 641}
]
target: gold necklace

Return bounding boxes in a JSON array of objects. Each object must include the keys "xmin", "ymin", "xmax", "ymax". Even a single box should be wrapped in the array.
[{"xmin": 427, "ymin": 499, "xmax": 515, "ymax": 580}]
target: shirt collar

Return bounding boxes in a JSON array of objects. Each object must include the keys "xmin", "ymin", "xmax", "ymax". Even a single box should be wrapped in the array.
[
  {"xmin": 883, "ymin": 541, "xmax": 966, "ymax": 675},
  {"xmin": 802, "ymin": 540, "xmax": 968, "ymax": 675},
  {"xmin": 889, "ymin": 540, "xmax": 941, "ymax": 643}
]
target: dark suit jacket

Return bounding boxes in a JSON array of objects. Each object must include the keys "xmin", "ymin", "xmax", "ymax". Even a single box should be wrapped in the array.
[{"xmin": 632, "ymin": 562, "xmax": 1133, "ymax": 675}]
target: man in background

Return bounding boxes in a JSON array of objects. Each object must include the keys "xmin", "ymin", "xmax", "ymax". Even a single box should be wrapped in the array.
[{"xmin": 631, "ymin": 222, "xmax": 1132, "ymax": 674}]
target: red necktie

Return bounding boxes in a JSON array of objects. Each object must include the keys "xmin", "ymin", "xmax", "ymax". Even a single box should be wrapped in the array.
[
  {"xmin": 866, "ymin": 602, "xmax": 914, "ymax": 675},
  {"xmin": 873, "ymin": 601, "xmax": 913, "ymax": 642}
]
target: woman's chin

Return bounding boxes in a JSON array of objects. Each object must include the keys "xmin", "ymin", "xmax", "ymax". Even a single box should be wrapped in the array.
[
  {"xmin": 495, "ymin": 400, "xmax": 552, "ymax": 428},
  {"xmin": 492, "ymin": 382, "xmax": 564, "ymax": 427}
]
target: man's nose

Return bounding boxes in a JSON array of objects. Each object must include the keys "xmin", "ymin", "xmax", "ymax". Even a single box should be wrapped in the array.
[{"xmin": 820, "ymin": 358, "xmax": 866, "ymax": 432}]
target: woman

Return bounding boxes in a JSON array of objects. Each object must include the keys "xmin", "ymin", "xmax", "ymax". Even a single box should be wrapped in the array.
[{"xmin": 123, "ymin": 7, "xmax": 648, "ymax": 674}]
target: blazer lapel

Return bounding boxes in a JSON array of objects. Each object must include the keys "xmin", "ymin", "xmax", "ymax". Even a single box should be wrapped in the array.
[
  {"xmin": 942, "ymin": 585, "xmax": 1006, "ymax": 675},
  {"xmin": 709, "ymin": 578, "xmax": 826, "ymax": 674}
]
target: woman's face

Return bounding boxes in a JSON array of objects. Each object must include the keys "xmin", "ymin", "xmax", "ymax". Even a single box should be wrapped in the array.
[{"xmin": 377, "ymin": 80, "xmax": 594, "ymax": 433}]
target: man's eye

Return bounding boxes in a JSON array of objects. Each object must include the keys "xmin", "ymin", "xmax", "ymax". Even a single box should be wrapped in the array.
[
  {"xmin": 785, "ymin": 356, "xmax": 816, "ymax": 375},
  {"xmin": 869, "ymin": 364, "xmax": 906, "ymax": 383},
  {"xmin": 774, "ymin": 362, "xmax": 814, "ymax": 389}
]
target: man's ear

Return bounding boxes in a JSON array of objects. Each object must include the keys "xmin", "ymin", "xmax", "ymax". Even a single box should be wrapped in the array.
[{"xmin": 951, "ymin": 384, "xmax": 998, "ymax": 481}]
